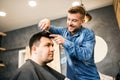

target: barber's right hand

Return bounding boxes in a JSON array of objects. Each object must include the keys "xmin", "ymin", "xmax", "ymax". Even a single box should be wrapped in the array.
[{"xmin": 38, "ymin": 18, "xmax": 50, "ymax": 31}]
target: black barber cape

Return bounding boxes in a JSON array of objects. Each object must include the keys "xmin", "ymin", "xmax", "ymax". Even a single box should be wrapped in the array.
[{"xmin": 10, "ymin": 59, "xmax": 65, "ymax": 80}]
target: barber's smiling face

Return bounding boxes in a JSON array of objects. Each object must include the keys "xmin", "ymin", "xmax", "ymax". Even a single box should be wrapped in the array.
[
  {"xmin": 36, "ymin": 37, "xmax": 55, "ymax": 63},
  {"xmin": 67, "ymin": 13, "xmax": 84, "ymax": 35}
]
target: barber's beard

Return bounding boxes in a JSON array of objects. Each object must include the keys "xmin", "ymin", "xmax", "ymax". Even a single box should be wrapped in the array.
[{"xmin": 68, "ymin": 25, "xmax": 80, "ymax": 35}]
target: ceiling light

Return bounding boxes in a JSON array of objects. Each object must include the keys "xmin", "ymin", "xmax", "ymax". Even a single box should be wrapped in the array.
[
  {"xmin": 72, "ymin": 1, "xmax": 80, "ymax": 6},
  {"xmin": 28, "ymin": 0, "xmax": 37, "ymax": 7},
  {"xmin": 0, "ymin": 11, "xmax": 6, "ymax": 17}
]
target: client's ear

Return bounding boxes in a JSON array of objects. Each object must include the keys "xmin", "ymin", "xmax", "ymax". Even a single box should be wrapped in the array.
[{"xmin": 32, "ymin": 46, "xmax": 36, "ymax": 51}]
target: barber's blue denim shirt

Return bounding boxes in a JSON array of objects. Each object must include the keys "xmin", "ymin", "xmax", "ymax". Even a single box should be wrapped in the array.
[{"xmin": 49, "ymin": 25, "xmax": 100, "ymax": 80}]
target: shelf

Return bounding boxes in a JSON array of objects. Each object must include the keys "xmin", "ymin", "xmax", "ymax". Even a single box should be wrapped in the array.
[
  {"xmin": 0, "ymin": 32, "xmax": 7, "ymax": 36},
  {"xmin": 0, "ymin": 60, "xmax": 5, "ymax": 67},
  {"xmin": 0, "ymin": 32, "xmax": 6, "ymax": 51},
  {"xmin": 0, "ymin": 47, "xmax": 6, "ymax": 51},
  {"xmin": 0, "ymin": 63, "xmax": 5, "ymax": 67}
]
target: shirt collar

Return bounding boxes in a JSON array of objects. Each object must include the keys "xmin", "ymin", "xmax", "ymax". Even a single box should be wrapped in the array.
[{"xmin": 67, "ymin": 26, "xmax": 83, "ymax": 37}]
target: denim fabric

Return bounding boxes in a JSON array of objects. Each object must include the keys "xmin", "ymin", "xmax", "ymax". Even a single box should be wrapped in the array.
[{"xmin": 49, "ymin": 25, "xmax": 100, "ymax": 80}]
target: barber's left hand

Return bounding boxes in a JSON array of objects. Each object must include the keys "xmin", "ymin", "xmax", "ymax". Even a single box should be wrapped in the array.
[{"xmin": 50, "ymin": 34, "xmax": 65, "ymax": 45}]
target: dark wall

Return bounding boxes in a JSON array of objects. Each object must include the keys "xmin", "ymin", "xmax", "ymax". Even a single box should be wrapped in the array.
[
  {"xmin": 0, "ymin": 5, "xmax": 120, "ymax": 80},
  {"xmin": 0, "ymin": 36, "xmax": 2, "ymax": 47},
  {"xmin": 85, "ymin": 5, "xmax": 120, "ymax": 77},
  {"xmin": 0, "ymin": 25, "xmax": 40, "ymax": 80}
]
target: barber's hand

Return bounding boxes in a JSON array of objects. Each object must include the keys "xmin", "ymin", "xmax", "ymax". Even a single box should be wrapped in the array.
[
  {"xmin": 38, "ymin": 18, "xmax": 50, "ymax": 31},
  {"xmin": 50, "ymin": 34, "xmax": 65, "ymax": 45}
]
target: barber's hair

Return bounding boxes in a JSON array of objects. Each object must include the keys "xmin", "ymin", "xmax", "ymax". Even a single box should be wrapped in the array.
[
  {"xmin": 29, "ymin": 31, "xmax": 52, "ymax": 52},
  {"xmin": 68, "ymin": 5, "xmax": 86, "ymax": 19}
]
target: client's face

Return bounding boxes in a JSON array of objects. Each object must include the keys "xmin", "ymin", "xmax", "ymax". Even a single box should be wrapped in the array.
[{"xmin": 36, "ymin": 37, "xmax": 55, "ymax": 64}]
